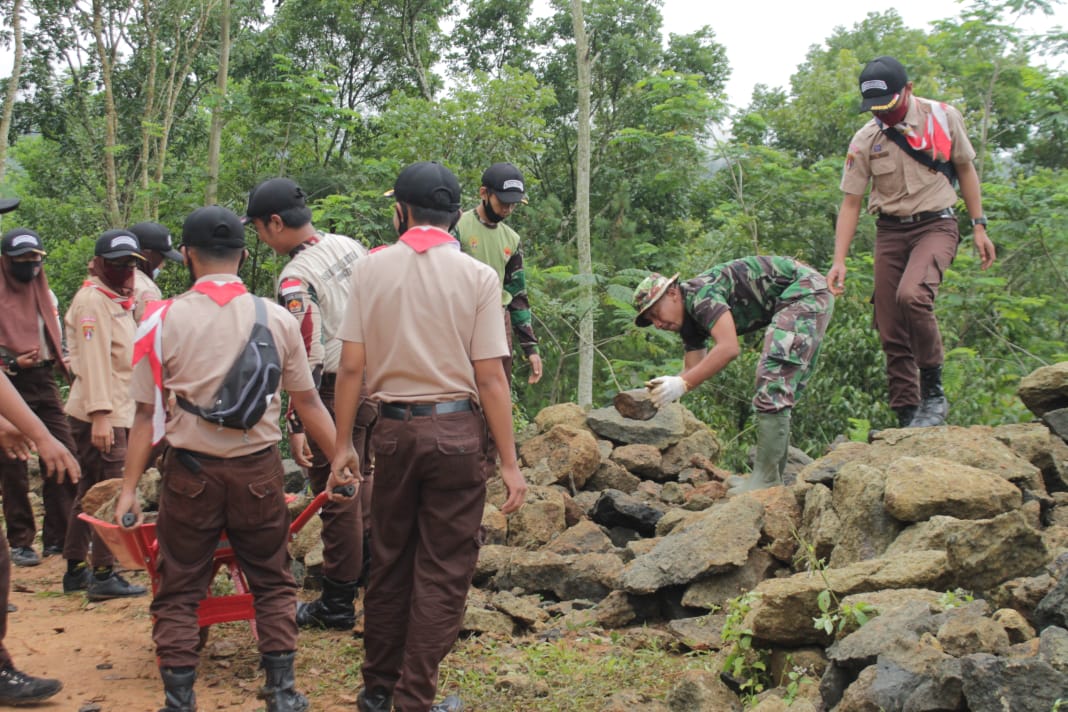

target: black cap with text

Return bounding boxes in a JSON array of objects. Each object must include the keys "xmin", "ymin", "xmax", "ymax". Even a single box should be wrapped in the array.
[
  {"xmin": 481, "ymin": 162, "xmax": 526, "ymax": 204},
  {"xmin": 858, "ymin": 56, "xmax": 908, "ymax": 113},
  {"xmin": 95, "ymin": 229, "xmax": 145, "ymax": 260}
]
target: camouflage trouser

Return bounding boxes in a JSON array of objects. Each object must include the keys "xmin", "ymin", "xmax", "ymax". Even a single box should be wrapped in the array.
[{"xmin": 752, "ymin": 274, "xmax": 834, "ymax": 414}]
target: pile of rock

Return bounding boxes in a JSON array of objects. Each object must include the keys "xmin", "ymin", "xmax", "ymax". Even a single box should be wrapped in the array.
[{"xmin": 467, "ymin": 363, "xmax": 1068, "ymax": 711}]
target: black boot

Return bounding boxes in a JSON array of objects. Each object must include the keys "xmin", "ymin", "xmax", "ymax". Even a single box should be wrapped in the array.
[
  {"xmin": 909, "ymin": 366, "xmax": 948, "ymax": 427},
  {"xmin": 258, "ymin": 652, "xmax": 308, "ymax": 712},
  {"xmin": 158, "ymin": 666, "xmax": 196, "ymax": 712},
  {"xmin": 296, "ymin": 576, "xmax": 357, "ymax": 630},
  {"xmin": 893, "ymin": 405, "xmax": 918, "ymax": 428}
]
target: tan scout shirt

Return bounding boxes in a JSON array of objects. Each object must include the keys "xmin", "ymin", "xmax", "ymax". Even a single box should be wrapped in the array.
[
  {"xmin": 133, "ymin": 269, "xmax": 162, "ymax": 325},
  {"xmin": 130, "ymin": 274, "xmax": 315, "ymax": 458},
  {"xmin": 277, "ymin": 232, "xmax": 367, "ymax": 374},
  {"xmin": 840, "ymin": 96, "xmax": 976, "ymax": 216},
  {"xmin": 337, "ymin": 230, "xmax": 507, "ymax": 404},
  {"xmin": 64, "ymin": 276, "xmax": 136, "ymax": 427}
]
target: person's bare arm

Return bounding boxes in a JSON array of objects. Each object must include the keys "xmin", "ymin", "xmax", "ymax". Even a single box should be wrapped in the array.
[
  {"xmin": 955, "ymin": 161, "xmax": 996, "ymax": 270},
  {"xmin": 828, "ymin": 193, "xmax": 864, "ymax": 295}
]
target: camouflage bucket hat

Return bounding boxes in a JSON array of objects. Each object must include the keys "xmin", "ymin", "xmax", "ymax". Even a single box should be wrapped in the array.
[{"xmin": 633, "ymin": 272, "xmax": 680, "ymax": 327}]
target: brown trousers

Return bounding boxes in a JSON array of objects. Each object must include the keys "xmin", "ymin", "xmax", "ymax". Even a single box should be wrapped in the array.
[
  {"xmin": 0, "ymin": 538, "xmax": 12, "ymax": 668},
  {"xmin": 152, "ymin": 446, "xmax": 297, "ymax": 668},
  {"xmin": 0, "ymin": 367, "xmax": 77, "ymax": 550},
  {"xmin": 362, "ymin": 408, "xmax": 490, "ymax": 712},
  {"xmin": 305, "ymin": 376, "xmax": 377, "ymax": 582},
  {"xmin": 63, "ymin": 418, "xmax": 127, "ymax": 567},
  {"xmin": 873, "ymin": 217, "xmax": 959, "ymax": 409}
]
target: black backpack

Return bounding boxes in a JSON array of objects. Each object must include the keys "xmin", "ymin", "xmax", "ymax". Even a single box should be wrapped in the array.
[{"xmin": 177, "ymin": 296, "xmax": 282, "ymax": 430}]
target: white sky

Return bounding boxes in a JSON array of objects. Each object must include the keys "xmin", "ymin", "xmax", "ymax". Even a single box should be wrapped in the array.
[
  {"xmin": 2, "ymin": 0, "xmax": 1065, "ymax": 109},
  {"xmin": 662, "ymin": 0, "xmax": 1068, "ymax": 109}
]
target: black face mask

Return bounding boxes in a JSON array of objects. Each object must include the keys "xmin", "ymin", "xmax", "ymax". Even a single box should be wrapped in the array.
[
  {"xmin": 481, "ymin": 199, "xmax": 505, "ymax": 224},
  {"xmin": 395, "ymin": 205, "xmax": 409, "ymax": 236},
  {"xmin": 10, "ymin": 261, "xmax": 42, "ymax": 283}
]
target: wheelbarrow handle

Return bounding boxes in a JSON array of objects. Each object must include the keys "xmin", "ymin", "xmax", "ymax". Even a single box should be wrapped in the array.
[
  {"xmin": 121, "ymin": 512, "xmax": 137, "ymax": 528},
  {"xmin": 289, "ymin": 484, "xmax": 357, "ymax": 537}
]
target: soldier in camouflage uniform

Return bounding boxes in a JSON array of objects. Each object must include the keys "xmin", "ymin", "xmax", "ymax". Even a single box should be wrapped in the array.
[{"xmin": 633, "ymin": 256, "xmax": 834, "ymax": 493}]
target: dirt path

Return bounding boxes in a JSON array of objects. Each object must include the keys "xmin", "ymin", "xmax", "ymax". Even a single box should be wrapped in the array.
[{"xmin": 8, "ymin": 555, "xmax": 361, "ymax": 711}]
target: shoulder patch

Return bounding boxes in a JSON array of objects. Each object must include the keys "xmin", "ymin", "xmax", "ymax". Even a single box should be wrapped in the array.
[
  {"xmin": 279, "ymin": 278, "xmax": 303, "ymax": 296},
  {"xmin": 82, "ymin": 324, "xmax": 95, "ymax": 341},
  {"xmin": 286, "ymin": 295, "xmax": 304, "ymax": 315}
]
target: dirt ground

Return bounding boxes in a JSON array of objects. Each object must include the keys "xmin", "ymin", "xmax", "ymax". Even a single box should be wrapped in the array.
[{"xmin": 8, "ymin": 554, "xmax": 364, "ymax": 712}]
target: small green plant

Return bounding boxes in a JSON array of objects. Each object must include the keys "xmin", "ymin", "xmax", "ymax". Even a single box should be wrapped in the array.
[
  {"xmin": 938, "ymin": 588, "xmax": 975, "ymax": 610},
  {"xmin": 845, "ymin": 417, "xmax": 871, "ymax": 442},
  {"xmin": 1051, "ymin": 698, "xmax": 1063, "ymax": 711},
  {"xmin": 779, "ymin": 656, "xmax": 816, "ymax": 706},
  {"xmin": 794, "ymin": 528, "xmax": 879, "ymax": 638},
  {"xmin": 720, "ymin": 591, "xmax": 772, "ymax": 705}
]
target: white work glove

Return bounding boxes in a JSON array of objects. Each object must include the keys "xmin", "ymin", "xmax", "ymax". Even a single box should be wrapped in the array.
[{"xmin": 645, "ymin": 376, "xmax": 689, "ymax": 409}]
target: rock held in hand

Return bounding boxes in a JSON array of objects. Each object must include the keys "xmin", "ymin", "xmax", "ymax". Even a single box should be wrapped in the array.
[{"xmin": 613, "ymin": 388, "xmax": 657, "ymax": 421}]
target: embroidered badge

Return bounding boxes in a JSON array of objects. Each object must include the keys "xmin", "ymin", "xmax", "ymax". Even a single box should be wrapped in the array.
[
  {"xmin": 845, "ymin": 152, "xmax": 855, "ymax": 171},
  {"xmin": 286, "ymin": 296, "xmax": 304, "ymax": 315},
  {"xmin": 503, "ymin": 247, "xmax": 512, "ymax": 257},
  {"xmin": 279, "ymin": 278, "xmax": 303, "ymax": 297},
  {"xmin": 873, "ymin": 143, "xmax": 882, "ymax": 152},
  {"xmin": 469, "ymin": 239, "xmax": 478, "ymax": 249},
  {"xmin": 82, "ymin": 324, "xmax": 95, "ymax": 341}
]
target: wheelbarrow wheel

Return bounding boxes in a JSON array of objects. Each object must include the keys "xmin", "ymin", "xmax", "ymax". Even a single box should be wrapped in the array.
[{"xmin": 195, "ymin": 626, "xmax": 210, "ymax": 651}]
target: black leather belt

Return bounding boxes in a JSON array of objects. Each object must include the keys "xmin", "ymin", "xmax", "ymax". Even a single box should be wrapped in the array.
[
  {"xmin": 380, "ymin": 399, "xmax": 472, "ymax": 420},
  {"xmin": 878, "ymin": 207, "xmax": 954, "ymax": 224}
]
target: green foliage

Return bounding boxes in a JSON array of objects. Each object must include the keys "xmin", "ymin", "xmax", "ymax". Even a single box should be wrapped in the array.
[
  {"xmin": 720, "ymin": 592, "xmax": 772, "ymax": 704},
  {"xmin": 938, "ymin": 588, "xmax": 975, "ymax": 610}
]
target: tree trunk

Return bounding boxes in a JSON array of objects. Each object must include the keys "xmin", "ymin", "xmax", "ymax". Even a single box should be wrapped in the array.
[
  {"xmin": 137, "ymin": 0, "xmax": 159, "ymax": 219},
  {"xmin": 204, "ymin": 0, "xmax": 230, "ymax": 205},
  {"xmin": 571, "ymin": 0, "xmax": 594, "ymax": 407},
  {"xmin": 91, "ymin": 0, "xmax": 122, "ymax": 226},
  {"xmin": 0, "ymin": 0, "xmax": 25, "ymax": 185}
]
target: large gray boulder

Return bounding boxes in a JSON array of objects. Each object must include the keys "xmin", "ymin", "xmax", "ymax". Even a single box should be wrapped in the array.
[
  {"xmin": 660, "ymin": 428, "xmax": 722, "ymax": 477},
  {"xmin": 620, "ymin": 497, "xmax": 763, "ymax": 595},
  {"xmin": 870, "ymin": 426, "xmax": 1043, "ymax": 490},
  {"xmin": 493, "ymin": 550, "xmax": 623, "ymax": 601},
  {"xmin": 1017, "ymin": 362, "xmax": 1068, "ymax": 418},
  {"xmin": 586, "ymin": 403, "xmax": 689, "ymax": 449},
  {"xmin": 681, "ymin": 548, "xmax": 779, "ymax": 610},
  {"xmin": 960, "ymin": 653, "xmax": 1068, "ymax": 712},
  {"xmin": 744, "ymin": 551, "xmax": 950, "ymax": 646},
  {"xmin": 590, "ymin": 489, "xmax": 666, "ymax": 537},
  {"xmin": 885, "ymin": 510, "xmax": 1049, "ymax": 591},
  {"xmin": 829, "ymin": 463, "xmax": 904, "ymax": 567},
  {"xmin": 505, "ymin": 486, "xmax": 567, "ymax": 549},
  {"xmin": 993, "ymin": 422, "xmax": 1068, "ymax": 492},
  {"xmin": 519, "ymin": 424, "xmax": 601, "ymax": 489},
  {"xmin": 799, "ymin": 483, "xmax": 840, "ymax": 563},
  {"xmin": 1034, "ymin": 573, "xmax": 1068, "ymax": 630},
  {"xmin": 883, "ymin": 457, "xmax": 1023, "ymax": 522}
]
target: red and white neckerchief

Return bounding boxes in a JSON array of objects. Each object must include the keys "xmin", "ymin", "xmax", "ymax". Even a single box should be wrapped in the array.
[
  {"xmin": 288, "ymin": 234, "xmax": 320, "ymax": 259},
  {"xmin": 881, "ymin": 99, "xmax": 954, "ymax": 162},
  {"xmin": 192, "ymin": 279, "xmax": 247, "ymax": 306},
  {"xmin": 398, "ymin": 226, "xmax": 460, "ymax": 254},
  {"xmin": 133, "ymin": 299, "xmax": 173, "ymax": 445},
  {"xmin": 83, "ymin": 280, "xmax": 134, "ymax": 311}
]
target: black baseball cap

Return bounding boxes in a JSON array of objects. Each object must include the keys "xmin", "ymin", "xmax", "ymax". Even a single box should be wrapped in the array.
[
  {"xmin": 858, "ymin": 56, "xmax": 908, "ymax": 113},
  {"xmin": 389, "ymin": 161, "xmax": 461, "ymax": 212},
  {"xmin": 181, "ymin": 206, "xmax": 247, "ymax": 249},
  {"xmin": 481, "ymin": 162, "xmax": 526, "ymax": 204},
  {"xmin": 243, "ymin": 178, "xmax": 307, "ymax": 224},
  {"xmin": 95, "ymin": 229, "xmax": 146, "ymax": 260},
  {"xmin": 0, "ymin": 198, "xmax": 20, "ymax": 215},
  {"xmin": 1, "ymin": 228, "xmax": 46, "ymax": 257},
  {"xmin": 128, "ymin": 221, "xmax": 183, "ymax": 262}
]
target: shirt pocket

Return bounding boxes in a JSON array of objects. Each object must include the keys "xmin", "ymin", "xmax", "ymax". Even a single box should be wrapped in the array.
[{"xmin": 870, "ymin": 156, "xmax": 896, "ymax": 176}]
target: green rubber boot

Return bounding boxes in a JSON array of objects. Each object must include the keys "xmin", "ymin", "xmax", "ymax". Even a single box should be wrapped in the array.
[{"xmin": 727, "ymin": 410, "xmax": 792, "ymax": 496}]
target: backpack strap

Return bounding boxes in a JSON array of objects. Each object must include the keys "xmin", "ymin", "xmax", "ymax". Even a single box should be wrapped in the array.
[{"xmin": 880, "ymin": 124, "xmax": 957, "ymax": 187}]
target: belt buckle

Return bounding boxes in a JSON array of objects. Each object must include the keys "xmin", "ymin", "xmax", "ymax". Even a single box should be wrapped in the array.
[{"xmin": 900, "ymin": 214, "xmax": 917, "ymax": 224}]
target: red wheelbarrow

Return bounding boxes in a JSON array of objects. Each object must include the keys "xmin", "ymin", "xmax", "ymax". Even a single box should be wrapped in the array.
[{"xmin": 79, "ymin": 489, "xmax": 331, "ymax": 639}]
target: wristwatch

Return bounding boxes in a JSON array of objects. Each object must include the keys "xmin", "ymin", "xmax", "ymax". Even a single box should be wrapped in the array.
[{"xmin": 970, "ymin": 216, "xmax": 988, "ymax": 227}]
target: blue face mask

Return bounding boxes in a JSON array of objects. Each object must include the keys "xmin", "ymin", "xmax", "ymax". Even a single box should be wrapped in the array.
[{"xmin": 151, "ymin": 267, "xmax": 161, "ymax": 280}]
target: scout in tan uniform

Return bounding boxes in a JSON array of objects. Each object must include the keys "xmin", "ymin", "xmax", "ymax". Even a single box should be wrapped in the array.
[
  {"xmin": 61, "ymin": 229, "xmax": 148, "ymax": 601},
  {"xmin": 829, "ymin": 56, "xmax": 996, "ymax": 428},
  {"xmin": 0, "ymin": 227, "xmax": 78, "ymax": 567},
  {"xmin": 244, "ymin": 177, "xmax": 375, "ymax": 630},
  {"xmin": 0, "ymin": 371, "xmax": 79, "ymax": 706},
  {"xmin": 115, "ymin": 205, "xmax": 346, "ymax": 712},
  {"xmin": 332, "ymin": 162, "xmax": 527, "ymax": 712},
  {"xmin": 129, "ymin": 221, "xmax": 183, "ymax": 323}
]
